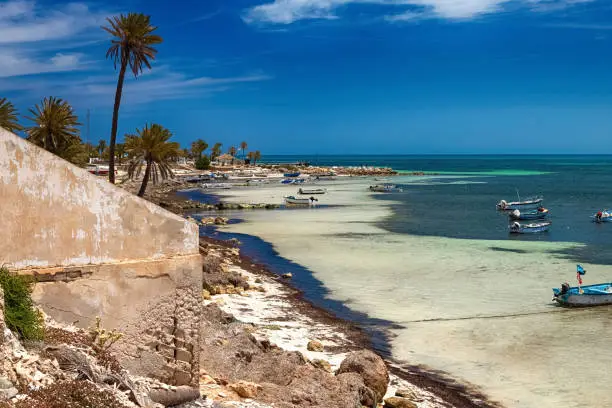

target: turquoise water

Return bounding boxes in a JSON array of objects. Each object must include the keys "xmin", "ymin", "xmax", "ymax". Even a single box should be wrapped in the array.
[{"xmin": 192, "ymin": 155, "xmax": 612, "ymax": 408}]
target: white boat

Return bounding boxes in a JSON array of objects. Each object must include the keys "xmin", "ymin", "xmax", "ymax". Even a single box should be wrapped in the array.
[
  {"xmin": 369, "ymin": 184, "xmax": 403, "ymax": 193},
  {"xmin": 509, "ymin": 221, "xmax": 551, "ymax": 234},
  {"xmin": 298, "ymin": 188, "xmax": 327, "ymax": 195},
  {"xmin": 200, "ymin": 183, "xmax": 233, "ymax": 189},
  {"xmin": 496, "ymin": 197, "xmax": 543, "ymax": 211},
  {"xmin": 284, "ymin": 196, "xmax": 318, "ymax": 205}
]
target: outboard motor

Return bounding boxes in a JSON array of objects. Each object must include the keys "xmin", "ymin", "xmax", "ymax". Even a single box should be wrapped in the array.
[
  {"xmin": 511, "ymin": 209, "xmax": 520, "ymax": 219},
  {"xmin": 560, "ymin": 282, "xmax": 570, "ymax": 295}
]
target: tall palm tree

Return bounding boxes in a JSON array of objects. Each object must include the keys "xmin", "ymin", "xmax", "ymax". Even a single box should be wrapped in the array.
[
  {"xmin": 26, "ymin": 97, "xmax": 83, "ymax": 164},
  {"xmin": 103, "ymin": 13, "xmax": 163, "ymax": 184},
  {"xmin": 211, "ymin": 143, "xmax": 222, "ymax": 161},
  {"xmin": 125, "ymin": 123, "xmax": 180, "ymax": 197},
  {"xmin": 0, "ymin": 97, "xmax": 23, "ymax": 133},
  {"xmin": 240, "ymin": 141, "xmax": 248, "ymax": 160},
  {"xmin": 97, "ymin": 139, "xmax": 107, "ymax": 158},
  {"xmin": 191, "ymin": 139, "xmax": 208, "ymax": 159},
  {"xmin": 228, "ymin": 146, "xmax": 237, "ymax": 164},
  {"xmin": 254, "ymin": 150, "xmax": 261, "ymax": 165}
]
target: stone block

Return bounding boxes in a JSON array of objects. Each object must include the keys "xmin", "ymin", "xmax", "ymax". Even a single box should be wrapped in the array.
[{"xmin": 176, "ymin": 348, "xmax": 192, "ymax": 363}]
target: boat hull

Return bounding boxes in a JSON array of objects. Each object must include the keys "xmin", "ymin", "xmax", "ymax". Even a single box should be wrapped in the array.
[
  {"xmin": 509, "ymin": 222, "xmax": 551, "ymax": 234},
  {"xmin": 553, "ymin": 283, "xmax": 612, "ymax": 307},
  {"xmin": 509, "ymin": 209, "xmax": 549, "ymax": 220},
  {"xmin": 298, "ymin": 188, "xmax": 326, "ymax": 195},
  {"xmin": 497, "ymin": 198, "xmax": 543, "ymax": 211}
]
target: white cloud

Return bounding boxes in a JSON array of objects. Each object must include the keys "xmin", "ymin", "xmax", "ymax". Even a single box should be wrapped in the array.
[
  {"xmin": 0, "ymin": 1, "xmax": 107, "ymax": 77},
  {"xmin": 244, "ymin": 0, "xmax": 595, "ymax": 23}
]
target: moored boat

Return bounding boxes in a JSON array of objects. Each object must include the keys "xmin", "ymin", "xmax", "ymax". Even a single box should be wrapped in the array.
[
  {"xmin": 592, "ymin": 210, "xmax": 612, "ymax": 223},
  {"xmin": 284, "ymin": 195, "xmax": 317, "ymax": 205},
  {"xmin": 553, "ymin": 282, "xmax": 612, "ymax": 307},
  {"xmin": 508, "ymin": 221, "xmax": 551, "ymax": 234},
  {"xmin": 497, "ymin": 197, "xmax": 543, "ymax": 211},
  {"xmin": 283, "ymin": 172, "xmax": 301, "ymax": 178},
  {"xmin": 369, "ymin": 184, "xmax": 403, "ymax": 193},
  {"xmin": 298, "ymin": 188, "xmax": 327, "ymax": 195},
  {"xmin": 509, "ymin": 207, "xmax": 549, "ymax": 221},
  {"xmin": 200, "ymin": 183, "xmax": 232, "ymax": 189}
]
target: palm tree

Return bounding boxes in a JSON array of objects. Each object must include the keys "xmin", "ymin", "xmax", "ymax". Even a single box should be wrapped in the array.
[
  {"xmin": 0, "ymin": 98, "xmax": 23, "ymax": 133},
  {"xmin": 125, "ymin": 123, "xmax": 180, "ymax": 197},
  {"xmin": 240, "ymin": 141, "xmax": 248, "ymax": 160},
  {"xmin": 191, "ymin": 139, "xmax": 208, "ymax": 159},
  {"xmin": 26, "ymin": 97, "xmax": 83, "ymax": 164},
  {"xmin": 254, "ymin": 150, "xmax": 261, "ymax": 165},
  {"xmin": 115, "ymin": 143, "xmax": 126, "ymax": 164},
  {"xmin": 103, "ymin": 13, "xmax": 163, "ymax": 184},
  {"xmin": 228, "ymin": 146, "xmax": 237, "ymax": 164},
  {"xmin": 211, "ymin": 143, "xmax": 222, "ymax": 161},
  {"xmin": 97, "ymin": 139, "xmax": 107, "ymax": 158}
]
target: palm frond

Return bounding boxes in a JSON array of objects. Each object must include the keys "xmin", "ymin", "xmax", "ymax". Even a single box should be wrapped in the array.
[{"xmin": 0, "ymin": 97, "xmax": 23, "ymax": 132}]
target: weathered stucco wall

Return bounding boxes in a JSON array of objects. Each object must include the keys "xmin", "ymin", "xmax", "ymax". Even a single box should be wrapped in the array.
[
  {"xmin": 0, "ymin": 127, "xmax": 198, "ymax": 269},
  {"xmin": 0, "ymin": 128, "xmax": 202, "ymax": 386}
]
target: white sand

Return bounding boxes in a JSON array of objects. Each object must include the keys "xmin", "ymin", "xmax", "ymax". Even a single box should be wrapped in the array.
[{"xmin": 200, "ymin": 178, "xmax": 612, "ymax": 408}]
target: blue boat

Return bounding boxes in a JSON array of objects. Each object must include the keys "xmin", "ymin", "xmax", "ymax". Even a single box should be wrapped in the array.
[
  {"xmin": 592, "ymin": 210, "xmax": 612, "ymax": 223},
  {"xmin": 509, "ymin": 208, "xmax": 549, "ymax": 221},
  {"xmin": 509, "ymin": 221, "xmax": 551, "ymax": 234},
  {"xmin": 553, "ymin": 282, "xmax": 612, "ymax": 307},
  {"xmin": 496, "ymin": 197, "xmax": 543, "ymax": 211},
  {"xmin": 284, "ymin": 172, "xmax": 301, "ymax": 178}
]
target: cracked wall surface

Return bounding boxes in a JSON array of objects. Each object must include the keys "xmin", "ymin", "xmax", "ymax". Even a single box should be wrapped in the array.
[{"xmin": 0, "ymin": 128, "xmax": 202, "ymax": 386}]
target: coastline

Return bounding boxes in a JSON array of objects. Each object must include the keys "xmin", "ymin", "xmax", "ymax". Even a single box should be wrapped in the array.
[{"xmin": 140, "ymin": 177, "xmax": 505, "ymax": 408}]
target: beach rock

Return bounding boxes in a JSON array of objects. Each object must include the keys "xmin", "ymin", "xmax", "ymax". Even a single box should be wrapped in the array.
[
  {"xmin": 202, "ymin": 289, "xmax": 211, "ymax": 300},
  {"xmin": 336, "ymin": 372, "xmax": 377, "ymax": 407},
  {"xmin": 311, "ymin": 359, "xmax": 332, "ymax": 372},
  {"xmin": 395, "ymin": 388, "xmax": 418, "ymax": 400},
  {"xmin": 230, "ymin": 381, "xmax": 262, "ymax": 398},
  {"xmin": 384, "ymin": 396, "xmax": 418, "ymax": 408},
  {"xmin": 307, "ymin": 340, "xmax": 324, "ymax": 352},
  {"xmin": 214, "ymin": 217, "xmax": 228, "ymax": 225},
  {"xmin": 336, "ymin": 350, "xmax": 389, "ymax": 403},
  {"xmin": 281, "ymin": 273, "xmax": 292, "ymax": 279},
  {"xmin": 0, "ymin": 386, "xmax": 18, "ymax": 400}
]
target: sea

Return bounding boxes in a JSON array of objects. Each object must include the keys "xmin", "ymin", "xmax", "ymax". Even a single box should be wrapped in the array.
[{"xmin": 188, "ymin": 155, "xmax": 612, "ymax": 408}]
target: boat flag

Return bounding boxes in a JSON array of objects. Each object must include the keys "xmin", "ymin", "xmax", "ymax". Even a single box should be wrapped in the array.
[{"xmin": 576, "ymin": 265, "xmax": 586, "ymax": 293}]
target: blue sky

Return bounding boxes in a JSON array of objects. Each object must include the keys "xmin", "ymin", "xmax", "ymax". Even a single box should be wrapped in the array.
[{"xmin": 2, "ymin": 0, "xmax": 612, "ymax": 154}]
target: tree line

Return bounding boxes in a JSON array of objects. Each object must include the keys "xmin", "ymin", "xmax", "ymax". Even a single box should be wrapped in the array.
[{"xmin": 0, "ymin": 13, "xmax": 262, "ymax": 197}]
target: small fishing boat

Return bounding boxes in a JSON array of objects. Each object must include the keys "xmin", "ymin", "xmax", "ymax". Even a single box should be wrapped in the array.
[
  {"xmin": 508, "ymin": 221, "xmax": 551, "ymax": 234},
  {"xmin": 200, "ymin": 183, "xmax": 232, "ymax": 189},
  {"xmin": 313, "ymin": 172, "xmax": 336, "ymax": 180},
  {"xmin": 283, "ymin": 172, "xmax": 301, "ymax": 178},
  {"xmin": 284, "ymin": 196, "xmax": 318, "ymax": 205},
  {"xmin": 369, "ymin": 184, "xmax": 403, "ymax": 193},
  {"xmin": 497, "ymin": 197, "xmax": 543, "ymax": 211},
  {"xmin": 553, "ymin": 282, "xmax": 612, "ymax": 307},
  {"xmin": 298, "ymin": 188, "xmax": 327, "ymax": 195},
  {"xmin": 592, "ymin": 210, "xmax": 612, "ymax": 223},
  {"xmin": 509, "ymin": 207, "xmax": 549, "ymax": 221}
]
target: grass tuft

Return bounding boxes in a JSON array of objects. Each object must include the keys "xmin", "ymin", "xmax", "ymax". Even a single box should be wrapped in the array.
[{"xmin": 0, "ymin": 268, "xmax": 44, "ymax": 341}]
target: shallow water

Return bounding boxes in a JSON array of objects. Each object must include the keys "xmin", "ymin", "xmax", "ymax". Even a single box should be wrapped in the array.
[{"xmin": 188, "ymin": 156, "xmax": 612, "ymax": 408}]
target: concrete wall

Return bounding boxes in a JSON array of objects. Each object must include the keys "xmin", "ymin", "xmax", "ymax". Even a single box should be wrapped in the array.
[{"xmin": 0, "ymin": 128, "xmax": 202, "ymax": 386}]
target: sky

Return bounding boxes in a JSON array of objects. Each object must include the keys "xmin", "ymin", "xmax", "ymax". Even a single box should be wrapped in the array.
[{"xmin": 2, "ymin": 0, "xmax": 612, "ymax": 155}]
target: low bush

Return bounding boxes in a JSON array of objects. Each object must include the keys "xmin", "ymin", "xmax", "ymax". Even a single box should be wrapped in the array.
[
  {"xmin": 0, "ymin": 268, "xmax": 44, "ymax": 341},
  {"xmin": 10, "ymin": 380, "xmax": 128, "ymax": 408},
  {"xmin": 195, "ymin": 155, "xmax": 210, "ymax": 170}
]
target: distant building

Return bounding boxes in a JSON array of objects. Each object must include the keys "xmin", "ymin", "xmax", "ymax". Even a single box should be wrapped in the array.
[{"xmin": 217, "ymin": 154, "xmax": 241, "ymax": 166}]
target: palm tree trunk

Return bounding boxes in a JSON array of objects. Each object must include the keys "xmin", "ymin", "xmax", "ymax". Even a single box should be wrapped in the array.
[
  {"xmin": 138, "ymin": 160, "xmax": 152, "ymax": 197},
  {"xmin": 109, "ymin": 62, "xmax": 127, "ymax": 184}
]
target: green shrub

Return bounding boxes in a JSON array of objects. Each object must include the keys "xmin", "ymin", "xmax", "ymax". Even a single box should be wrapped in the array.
[
  {"xmin": 0, "ymin": 268, "xmax": 44, "ymax": 341},
  {"xmin": 11, "ymin": 380, "xmax": 128, "ymax": 408},
  {"xmin": 195, "ymin": 155, "xmax": 210, "ymax": 170}
]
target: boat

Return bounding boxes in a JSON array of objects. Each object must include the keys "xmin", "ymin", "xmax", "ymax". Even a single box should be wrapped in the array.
[
  {"xmin": 87, "ymin": 165, "xmax": 110, "ymax": 176},
  {"xmin": 509, "ymin": 207, "xmax": 549, "ymax": 221},
  {"xmin": 553, "ymin": 282, "xmax": 612, "ymax": 307},
  {"xmin": 298, "ymin": 188, "xmax": 327, "ymax": 195},
  {"xmin": 283, "ymin": 172, "xmax": 301, "ymax": 178},
  {"xmin": 592, "ymin": 210, "xmax": 612, "ymax": 223},
  {"xmin": 497, "ymin": 197, "xmax": 543, "ymax": 211},
  {"xmin": 313, "ymin": 172, "xmax": 336, "ymax": 180},
  {"xmin": 508, "ymin": 221, "xmax": 551, "ymax": 234},
  {"xmin": 369, "ymin": 184, "xmax": 403, "ymax": 193},
  {"xmin": 200, "ymin": 183, "xmax": 232, "ymax": 189},
  {"xmin": 284, "ymin": 196, "xmax": 318, "ymax": 205}
]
